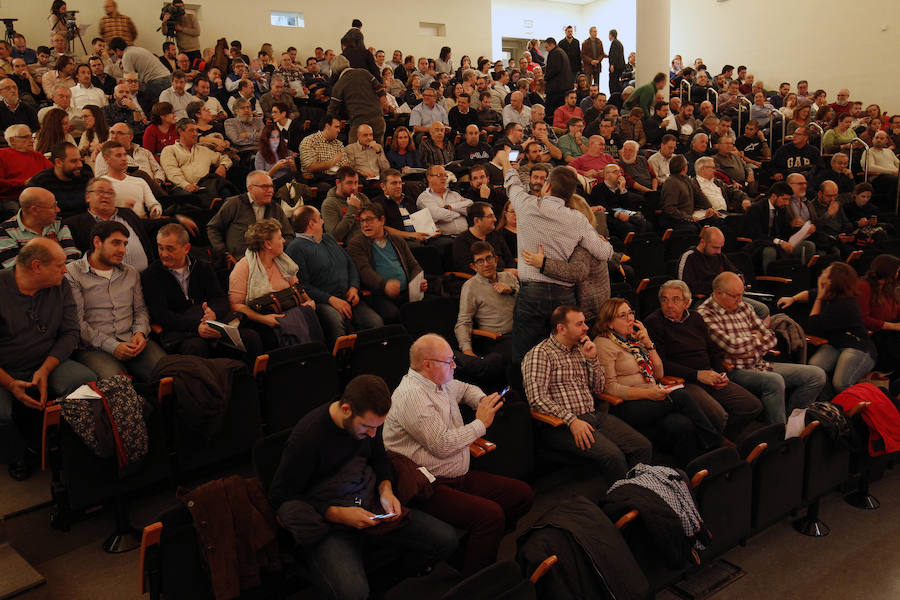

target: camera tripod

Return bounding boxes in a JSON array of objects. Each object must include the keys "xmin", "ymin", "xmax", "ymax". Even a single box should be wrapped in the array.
[
  {"xmin": 1, "ymin": 18, "xmax": 17, "ymax": 47},
  {"xmin": 53, "ymin": 12, "xmax": 87, "ymax": 55}
]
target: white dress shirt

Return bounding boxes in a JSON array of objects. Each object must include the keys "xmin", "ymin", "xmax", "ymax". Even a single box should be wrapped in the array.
[{"xmin": 416, "ymin": 187, "xmax": 471, "ymax": 234}]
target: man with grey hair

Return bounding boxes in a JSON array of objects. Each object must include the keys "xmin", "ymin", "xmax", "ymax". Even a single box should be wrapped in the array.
[
  {"xmin": 693, "ymin": 155, "xmax": 750, "ymax": 212},
  {"xmin": 618, "ymin": 140, "xmax": 657, "ymax": 193},
  {"xmin": 684, "ymin": 133, "xmax": 709, "ymax": 176},
  {"xmin": 206, "ymin": 170, "xmax": 292, "ymax": 261},
  {"xmin": 0, "ymin": 237, "xmax": 94, "ymax": 480},
  {"xmin": 0, "ymin": 77, "xmax": 39, "ymax": 135},
  {"xmin": 0, "ymin": 187, "xmax": 79, "ymax": 268},
  {"xmin": 38, "ymin": 84, "xmax": 83, "ymax": 135},
  {"xmin": 644, "ymin": 279, "xmax": 763, "ymax": 438},
  {"xmin": 383, "ymin": 333, "xmax": 533, "ymax": 576},
  {"xmin": 142, "ymin": 222, "xmax": 262, "ymax": 358},
  {"xmin": 259, "ymin": 74, "xmax": 293, "ymax": 118},
  {"xmin": 328, "ymin": 54, "xmax": 390, "ymax": 145},
  {"xmin": 225, "ymin": 97, "xmax": 264, "ymax": 157},
  {"xmin": 0, "ymin": 124, "xmax": 50, "ymax": 210}
]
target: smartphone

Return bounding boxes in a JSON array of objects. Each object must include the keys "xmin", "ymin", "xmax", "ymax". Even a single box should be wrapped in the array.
[
  {"xmin": 508, "ymin": 150, "xmax": 520, "ymax": 162},
  {"xmin": 370, "ymin": 512, "xmax": 396, "ymax": 520},
  {"xmin": 633, "ymin": 325, "xmax": 640, "ymax": 333},
  {"xmin": 498, "ymin": 386, "xmax": 510, "ymax": 398}
]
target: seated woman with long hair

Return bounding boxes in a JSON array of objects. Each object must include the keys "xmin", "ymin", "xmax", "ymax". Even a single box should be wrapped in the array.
[
  {"xmin": 855, "ymin": 254, "xmax": 900, "ymax": 378},
  {"xmin": 777, "ymin": 262, "xmax": 877, "ymax": 399},
  {"xmin": 496, "ymin": 199, "xmax": 517, "ymax": 259},
  {"xmin": 593, "ymin": 297, "xmax": 722, "ymax": 465},
  {"xmin": 229, "ymin": 219, "xmax": 323, "ymax": 350},
  {"xmin": 78, "ymin": 104, "xmax": 109, "ymax": 166},
  {"xmin": 383, "ymin": 67, "xmax": 405, "ymax": 98},
  {"xmin": 403, "ymin": 74, "xmax": 423, "ymax": 107},
  {"xmin": 255, "ymin": 123, "xmax": 296, "ymax": 189},
  {"xmin": 34, "ymin": 107, "xmax": 76, "ymax": 155},
  {"xmin": 142, "ymin": 101, "xmax": 178, "ymax": 155},
  {"xmin": 386, "ymin": 126, "xmax": 422, "ymax": 172}
]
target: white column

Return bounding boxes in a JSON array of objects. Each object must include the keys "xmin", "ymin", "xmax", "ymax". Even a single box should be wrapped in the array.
[{"xmin": 635, "ymin": 0, "xmax": 671, "ymax": 99}]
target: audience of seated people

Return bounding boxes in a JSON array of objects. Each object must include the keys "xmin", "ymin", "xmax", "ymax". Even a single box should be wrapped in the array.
[{"xmin": 4, "ymin": 16, "xmax": 900, "ymax": 599}]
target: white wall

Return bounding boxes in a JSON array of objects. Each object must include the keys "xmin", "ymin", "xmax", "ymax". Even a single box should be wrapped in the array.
[
  {"xmin": 670, "ymin": 0, "xmax": 900, "ymax": 113},
  {"xmin": 11, "ymin": 0, "xmax": 491, "ymax": 67}
]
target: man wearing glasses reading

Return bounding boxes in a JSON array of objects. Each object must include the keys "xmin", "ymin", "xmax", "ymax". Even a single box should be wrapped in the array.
[{"xmin": 697, "ymin": 272, "xmax": 825, "ymax": 424}]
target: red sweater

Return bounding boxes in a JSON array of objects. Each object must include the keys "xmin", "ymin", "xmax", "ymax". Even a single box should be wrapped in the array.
[
  {"xmin": 142, "ymin": 124, "xmax": 178, "ymax": 155},
  {"xmin": 0, "ymin": 148, "xmax": 53, "ymax": 199},
  {"xmin": 854, "ymin": 279, "xmax": 899, "ymax": 331},
  {"xmin": 833, "ymin": 383, "xmax": 900, "ymax": 456}
]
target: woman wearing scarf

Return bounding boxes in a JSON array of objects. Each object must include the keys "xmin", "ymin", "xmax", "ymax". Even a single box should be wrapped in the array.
[
  {"xmin": 229, "ymin": 219, "xmax": 323, "ymax": 349},
  {"xmin": 593, "ymin": 297, "xmax": 722, "ymax": 465}
]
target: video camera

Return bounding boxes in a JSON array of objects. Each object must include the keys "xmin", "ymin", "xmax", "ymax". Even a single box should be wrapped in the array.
[{"xmin": 159, "ymin": 3, "xmax": 185, "ymax": 38}]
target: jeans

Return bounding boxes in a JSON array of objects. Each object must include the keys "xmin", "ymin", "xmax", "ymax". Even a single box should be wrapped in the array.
[
  {"xmin": 0, "ymin": 359, "xmax": 95, "ymax": 463},
  {"xmin": 317, "ymin": 300, "xmax": 384, "ymax": 346},
  {"xmin": 760, "ymin": 240, "xmax": 816, "ymax": 273},
  {"xmin": 73, "ymin": 340, "xmax": 167, "ymax": 383},
  {"xmin": 421, "ymin": 470, "xmax": 534, "ymax": 576},
  {"xmin": 296, "ymin": 508, "xmax": 458, "ymax": 600},
  {"xmin": 808, "ymin": 345, "xmax": 876, "ymax": 401},
  {"xmin": 512, "ymin": 281, "xmax": 576, "ymax": 364},
  {"xmin": 728, "ymin": 362, "xmax": 827, "ymax": 424},
  {"xmin": 541, "ymin": 410, "xmax": 652, "ymax": 483}
]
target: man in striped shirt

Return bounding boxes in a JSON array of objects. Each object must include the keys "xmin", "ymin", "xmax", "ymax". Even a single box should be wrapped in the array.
[
  {"xmin": 498, "ymin": 150, "xmax": 614, "ymax": 362},
  {"xmin": 523, "ymin": 305, "xmax": 651, "ymax": 482},
  {"xmin": 384, "ymin": 334, "xmax": 533, "ymax": 576},
  {"xmin": 697, "ymin": 272, "xmax": 825, "ymax": 424},
  {"xmin": 0, "ymin": 188, "xmax": 80, "ymax": 269}
]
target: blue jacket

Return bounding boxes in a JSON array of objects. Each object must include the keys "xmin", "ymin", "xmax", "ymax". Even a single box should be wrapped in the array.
[{"xmin": 286, "ymin": 233, "xmax": 360, "ymax": 304}]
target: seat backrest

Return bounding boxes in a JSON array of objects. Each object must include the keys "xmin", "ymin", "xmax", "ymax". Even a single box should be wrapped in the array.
[
  {"xmin": 262, "ymin": 342, "xmax": 339, "ymax": 432},
  {"xmin": 157, "ymin": 505, "xmax": 215, "ymax": 599},
  {"xmin": 410, "ymin": 245, "xmax": 444, "ymax": 276},
  {"xmin": 687, "ymin": 448, "xmax": 752, "ymax": 558},
  {"xmin": 351, "ymin": 326, "xmax": 414, "ymax": 390},
  {"xmin": 400, "ymin": 296, "xmax": 460, "ymax": 346},
  {"xmin": 725, "ymin": 251, "xmax": 756, "ymax": 285},
  {"xmin": 252, "ymin": 429, "xmax": 291, "ymax": 492},
  {"xmin": 624, "ymin": 233, "xmax": 665, "ymax": 279}
]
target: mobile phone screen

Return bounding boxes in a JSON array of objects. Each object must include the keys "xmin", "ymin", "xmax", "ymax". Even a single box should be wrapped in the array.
[
  {"xmin": 499, "ymin": 386, "xmax": 510, "ymax": 397},
  {"xmin": 508, "ymin": 150, "xmax": 520, "ymax": 162},
  {"xmin": 371, "ymin": 512, "xmax": 396, "ymax": 520}
]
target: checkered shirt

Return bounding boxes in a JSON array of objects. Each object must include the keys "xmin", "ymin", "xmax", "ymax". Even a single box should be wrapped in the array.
[{"xmin": 696, "ymin": 297, "xmax": 777, "ymax": 371}]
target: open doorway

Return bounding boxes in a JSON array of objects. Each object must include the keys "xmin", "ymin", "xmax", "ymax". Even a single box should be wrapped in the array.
[{"xmin": 501, "ymin": 37, "xmax": 531, "ymax": 65}]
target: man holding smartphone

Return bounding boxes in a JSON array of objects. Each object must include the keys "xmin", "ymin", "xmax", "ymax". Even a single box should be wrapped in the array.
[{"xmin": 384, "ymin": 334, "xmax": 534, "ymax": 576}]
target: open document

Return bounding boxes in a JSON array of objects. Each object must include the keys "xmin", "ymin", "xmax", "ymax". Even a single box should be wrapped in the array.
[
  {"xmin": 206, "ymin": 320, "xmax": 247, "ymax": 352},
  {"xmin": 408, "ymin": 208, "xmax": 438, "ymax": 236},
  {"xmin": 788, "ymin": 221, "xmax": 813, "ymax": 247},
  {"xmin": 408, "ymin": 272, "xmax": 425, "ymax": 302}
]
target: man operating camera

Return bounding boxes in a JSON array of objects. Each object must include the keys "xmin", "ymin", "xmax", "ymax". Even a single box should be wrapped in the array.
[{"xmin": 160, "ymin": 0, "xmax": 200, "ymax": 62}]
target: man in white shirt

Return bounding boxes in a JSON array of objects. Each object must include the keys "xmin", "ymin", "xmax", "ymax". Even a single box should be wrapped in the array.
[
  {"xmin": 38, "ymin": 85, "xmax": 83, "ymax": 135},
  {"xmin": 99, "ymin": 141, "xmax": 161, "ymax": 218},
  {"xmin": 93, "ymin": 123, "xmax": 166, "ymax": 193},
  {"xmin": 158, "ymin": 70, "xmax": 197, "ymax": 120},
  {"xmin": 501, "ymin": 91, "xmax": 531, "ymax": 128},
  {"xmin": 416, "ymin": 165, "xmax": 472, "ymax": 235},
  {"xmin": 862, "ymin": 130, "xmax": 899, "ymax": 203},
  {"xmin": 648, "ymin": 134, "xmax": 677, "ymax": 184},
  {"xmin": 70, "ymin": 64, "xmax": 107, "ymax": 111},
  {"xmin": 383, "ymin": 333, "xmax": 533, "ymax": 576},
  {"xmin": 190, "ymin": 76, "xmax": 226, "ymax": 122}
]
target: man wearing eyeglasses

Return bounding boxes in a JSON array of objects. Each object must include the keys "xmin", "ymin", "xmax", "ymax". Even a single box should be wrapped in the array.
[
  {"xmin": 451, "ymin": 202, "xmax": 515, "ymax": 274},
  {"xmin": 207, "ymin": 170, "xmax": 292, "ymax": 264},
  {"xmin": 0, "ymin": 237, "xmax": 95, "ymax": 480},
  {"xmin": 0, "ymin": 187, "xmax": 79, "ymax": 269},
  {"xmin": 384, "ymin": 333, "xmax": 533, "ymax": 576},
  {"xmin": 0, "ymin": 124, "xmax": 50, "ymax": 212},
  {"xmin": 697, "ymin": 272, "xmax": 825, "ymax": 424}
]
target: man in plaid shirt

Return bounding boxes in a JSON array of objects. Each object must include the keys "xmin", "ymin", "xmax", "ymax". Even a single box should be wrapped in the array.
[
  {"xmin": 697, "ymin": 272, "xmax": 825, "ymax": 424},
  {"xmin": 523, "ymin": 305, "xmax": 651, "ymax": 483}
]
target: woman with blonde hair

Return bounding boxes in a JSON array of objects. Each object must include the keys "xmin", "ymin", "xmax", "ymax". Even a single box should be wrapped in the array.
[
  {"xmin": 229, "ymin": 218, "xmax": 322, "ymax": 349},
  {"xmin": 592, "ymin": 297, "xmax": 722, "ymax": 464}
]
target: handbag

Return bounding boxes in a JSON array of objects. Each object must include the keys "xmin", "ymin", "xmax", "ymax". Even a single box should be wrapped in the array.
[{"xmin": 248, "ymin": 282, "xmax": 310, "ymax": 314}]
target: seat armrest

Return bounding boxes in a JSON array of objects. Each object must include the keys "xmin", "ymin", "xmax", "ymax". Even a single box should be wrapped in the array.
[
  {"xmin": 332, "ymin": 334, "xmax": 358, "ymax": 357},
  {"xmin": 150, "ymin": 323, "xmax": 163, "ymax": 335},
  {"xmin": 659, "ymin": 376, "xmax": 685, "ymax": 386},
  {"xmin": 529, "ymin": 555, "xmax": 558, "ymax": 584},
  {"xmin": 746, "ymin": 442, "xmax": 768, "ymax": 464},
  {"xmin": 615, "ymin": 509, "xmax": 639, "ymax": 529},
  {"xmin": 444, "ymin": 271, "xmax": 473, "ymax": 280},
  {"xmin": 799, "ymin": 420, "xmax": 820, "ymax": 439},
  {"xmin": 472, "ymin": 437, "xmax": 497, "ymax": 452},
  {"xmin": 42, "ymin": 403, "xmax": 61, "ymax": 472},
  {"xmin": 531, "ymin": 410, "xmax": 565, "ymax": 427},
  {"xmin": 469, "ymin": 443, "xmax": 486, "ymax": 457},
  {"xmin": 252, "ymin": 354, "xmax": 269, "ymax": 378},
  {"xmin": 598, "ymin": 392, "xmax": 624, "ymax": 406},
  {"xmin": 473, "ymin": 329, "xmax": 502, "ymax": 340},
  {"xmin": 805, "ymin": 334, "xmax": 828, "ymax": 346},
  {"xmin": 846, "ymin": 401, "xmax": 870, "ymax": 418},
  {"xmin": 690, "ymin": 469, "xmax": 709, "ymax": 489},
  {"xmin": 157, "ymin": 377, "xmax": 173, "ymax": 403},
  {"xmin": 139, "ymin": 522, "xmax": 163, "ymax": 595}
]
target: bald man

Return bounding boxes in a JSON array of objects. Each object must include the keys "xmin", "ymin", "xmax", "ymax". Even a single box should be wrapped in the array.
[
  {"xmin": 344, "ymin": 124, "xmax": 389, "ymax": 180},
  {"xmin": 0, "ymin": 237, "xmax": 94, "ymax": 479},
  {"xmin": 0, "ymin": 187, "xmax": 80, "ymax": 269},
  {"xmin": 677, "ymin": 227, "xmax": 768, "ymax": 318},
  {"xmin": 383, "ymin": 334, "xmax": 533, "ymax": 576}
]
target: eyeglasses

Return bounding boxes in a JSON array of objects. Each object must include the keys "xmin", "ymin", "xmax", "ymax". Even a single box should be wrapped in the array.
[
  {"xmin": 472, "ymin": 255, "xmax": 497, "ymax": 266},
  {"xmin": 88, "ymin": 189, "xmax": 114, "ymax": 196},
  {"xmin": 615, "ymin": 310, "xmax": 636, "ymax": 319},
  {"xmin": 720, "ymin": 290, "xmax": 743, "ymax": 299},
  {"xmin": 427, "ymin": 357, "xmax": 455, "ymax": 366},
  {"xmin": 249, "ymin": 184, "xmax": 275, "ymax": 190},
  {"xmin": 359, "ymin": 217, "xmax": 379, "ymax": 224}
]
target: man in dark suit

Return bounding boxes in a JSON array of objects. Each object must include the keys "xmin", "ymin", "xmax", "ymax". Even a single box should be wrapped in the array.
[
  {"xmin": 542, "ymin": 37, "xmax": 573, "ymax": 119},
  {"xmin": 557, "ymin": 26, "xmax": 581, "ymax": 81},
  {"xmin": 607, "ymin": 29, "xmax": 626, "ymax": 95},
  {"xmin": 742, "ymin": 182, "xmax": 815, "ymax": 273},
  {"xmin": 142, "ymin": 223, "xmax": 262, "ymax": 358},
  {"xmin": 63, "ymin": 177, "xmax": 155, "ymax": 271}
]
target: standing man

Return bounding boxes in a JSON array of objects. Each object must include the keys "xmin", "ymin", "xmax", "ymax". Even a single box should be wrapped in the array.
[
  {"xmin": 581, "ymin": 27, "xmax": 606, "ymax": 87},
  {"xmin": 108, "ymin": 38, "xmax": 172, "ymax": 104},
  {"xmin": 98, "ymin": 0, "xmax": 138, "ymax": 46},
  {"xmin": 328, "ymin": 55, "xmax": 390, "ymax": 146},
  {"xmin": 607, "ymin": 30, "xmax": 626, "ymax": 95},
  {"xmin": 163, "ymin": 0, "xmax": 201, "ymax": 63},
  {"xmin": 557, "ymin": 26, "xmax": 581, "ymax": 83},
  {"xmin": 499, "ymin": 150, "xmax": 614, "ymax": 362},
  {"xmin": 542, "ymin": 37, "xmax": 572, "ymax": 118},
  {"xmin": 0, "ymin": 238, "xmax": 95, "ymax": 480}
]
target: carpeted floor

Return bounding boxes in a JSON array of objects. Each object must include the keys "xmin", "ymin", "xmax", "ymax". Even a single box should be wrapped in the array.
[{"xmin": 4, "ymin": 460, "xmax": 900, "ymax": 599}]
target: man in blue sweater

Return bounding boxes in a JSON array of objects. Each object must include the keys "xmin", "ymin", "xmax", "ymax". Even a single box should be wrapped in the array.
[{"xmin": 286, "ymin": 206, "xmax": 383, "ymax": 346}]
